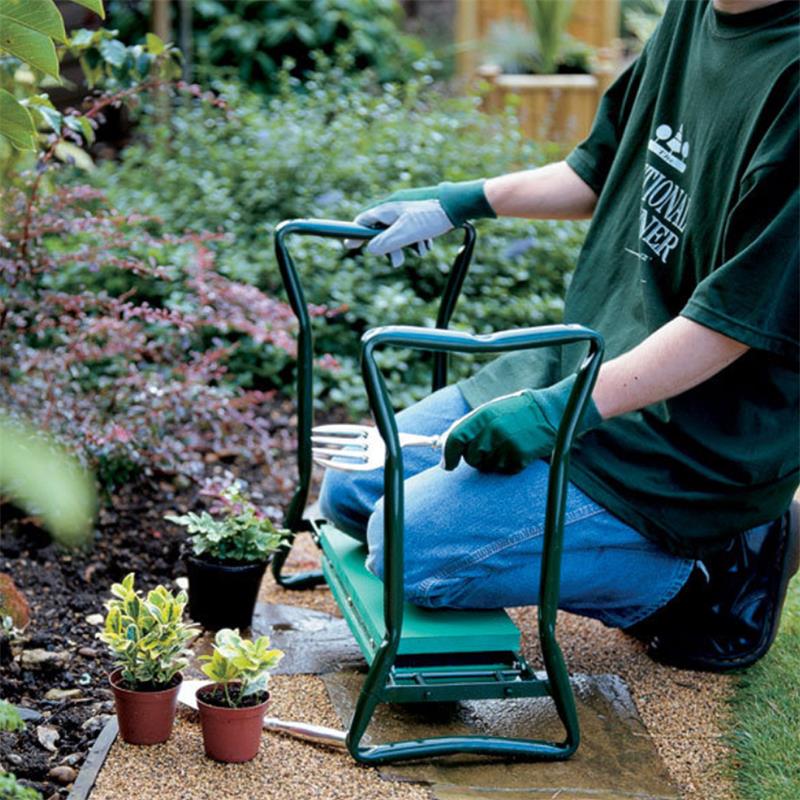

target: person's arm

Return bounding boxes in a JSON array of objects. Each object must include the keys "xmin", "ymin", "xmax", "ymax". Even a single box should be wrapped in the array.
[
  {"xmin": 351, "ymin": 161, "xmax": 597, "ymax": 265},
  {"xmin": 592, "ymin": 316, "xmax": 750, "ymax": 419},
  {"xmin": 484, "ymin": 161, "xmax": 598, "ymax": 220},
  {"xmin": 443, "ymin": 317, "xmax": 750, "ymax": 473}
]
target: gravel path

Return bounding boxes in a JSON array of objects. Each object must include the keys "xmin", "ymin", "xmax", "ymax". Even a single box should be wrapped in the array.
[
  {"xmin": 260, "ymin": 533, "xmax": 737, "ymax": 800},
  {"xmin": 92, "ymin": 532, "xmax": 735, "ymax": 800}
]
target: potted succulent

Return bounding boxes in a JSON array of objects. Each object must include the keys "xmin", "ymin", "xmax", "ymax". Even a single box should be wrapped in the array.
[
  {"xmin": 195, "ymin": 628, "xmax": 284, "ymax": 763},
  {"xmin": 97, "ymin": 573, "xmax": 197, "ymax": 745},
  {"xmin": 166, "ymin": 483, "xmax": 286, "ymax": 630}
]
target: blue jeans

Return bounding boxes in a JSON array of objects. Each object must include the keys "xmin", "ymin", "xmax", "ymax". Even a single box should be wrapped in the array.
[{"xmin": 319, "ymin": 385, "xmax": 694, "ymax": 629}]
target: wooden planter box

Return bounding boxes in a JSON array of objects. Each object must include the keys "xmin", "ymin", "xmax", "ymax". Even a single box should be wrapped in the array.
[
  {"xmin": 457, "ymin": 0, "xmax": 621, "ymax": 144},
  {"xmin": 476, "ymin": 62, "xmax": 618, "ymax": 145}
]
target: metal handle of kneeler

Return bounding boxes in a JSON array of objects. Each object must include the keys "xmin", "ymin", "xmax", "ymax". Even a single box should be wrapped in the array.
[
  {"xmin": 272, "ymin": 219, "xmax": 476, "ymax": 588},
  {"xmin": 353, "ymin": 323, "xmax": 604, "ymax": 761}
]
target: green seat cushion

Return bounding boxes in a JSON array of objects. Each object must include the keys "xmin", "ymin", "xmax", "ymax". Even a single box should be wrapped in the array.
[{"xmin": 318, "ymin": 523, "xmax": 521, "ymax": 661}]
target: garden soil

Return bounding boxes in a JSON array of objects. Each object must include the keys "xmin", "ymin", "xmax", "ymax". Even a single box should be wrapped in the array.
[{"xmin": 2, "ymin": 457, "xmax": 737, "ymax": 800}]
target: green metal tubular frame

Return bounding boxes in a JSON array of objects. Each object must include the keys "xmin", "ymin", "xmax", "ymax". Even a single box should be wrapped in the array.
[
  {"xmin": 270, "ymin": 218, "xmax": 605, "ymax": 764},
  {"xmin": 348, "ymin": 324, "xmax": 603, "ymax": 763},
  {"xmin": 271, "ymin": 218, "xmax": 476, "ymax": 589}
]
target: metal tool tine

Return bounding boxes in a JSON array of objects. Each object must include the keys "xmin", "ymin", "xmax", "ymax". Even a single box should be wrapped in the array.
[
  {"xmin": 311, "ymin": 434, "xmax": 369, "ymax": 447},
  {"xmin": 312, "ymin": 424, "xmax": 370, "ymax": 438},
  {"xmin": 312, "ymin": 454, "xmax": 378, "ymax": 472},
  {"xmin": 311, "ymin": 447, "xmax": 369, "ymax": 461}
]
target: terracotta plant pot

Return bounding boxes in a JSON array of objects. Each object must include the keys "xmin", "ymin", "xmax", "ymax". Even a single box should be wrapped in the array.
[
  {"xmin": 109, "ymin": 668, "xmax": 181, "ymax": 745},
  {"xmin": 196, "ymin": 683, "xmax": 269, "ymax": 763},
  {"xmin": 185, "ymin": 555, "xmax": 267, "ymax": 630}
]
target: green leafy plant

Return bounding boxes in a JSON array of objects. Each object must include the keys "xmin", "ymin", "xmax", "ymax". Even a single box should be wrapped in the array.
[
  {"xmin": 106, "ymin": 0, "xmax": 425, "ymax": 93},
  {"xmin": 0, "ymin": 0, "xmax": 103, "ymax": 150},
  {"xmin": 484, "ymin": 1, "xmax": 592, "ymax": 76},
  {"xmin": 0, "ymin": 699, "xmax": 24, "ymax": 732},
  {"xmin": 165, "ymin": 484, "xmax": 286, "ymax": 563},
  {"xmin": 622, "ymin": 0, "xmax": 666, "ymax": 51},
  {"xmin": 200, "ymin": 627, "xmax": 283, "ymax": 707},
  {"xmin": 524, "ymin": 0, "xmax": 575, "ymax": 74},
  {"xmin": 0, "ymin": 772, "xmax": 42, "ymax": 800},
  {"xmin": 0, "ymin": 0, "xmax": 180, "ymax": 185},
  {"xmin": 0, "ymin": 417, "xmax": 96, "ymax": 547},
  {"xmin": 97, "ymin": 573, "xmax": 197, "ymax": 689}
]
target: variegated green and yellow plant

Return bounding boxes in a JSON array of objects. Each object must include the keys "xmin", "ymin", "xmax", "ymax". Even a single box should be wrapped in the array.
[
  {"xmin": 97, "ymin": 573, "xmax": 197, "ymax": 689},
  {"xmin": 200, "ymin": 628, "xmax": 284, "ymax": 708}
]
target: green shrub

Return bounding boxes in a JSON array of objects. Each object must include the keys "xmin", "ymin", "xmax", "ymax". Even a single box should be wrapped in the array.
[
  {"xmin": 106, "ymin": 0, "xmax": 425, "ymax": 92},
  {"xmin": 0, "ymin": 773, "xmax": 41, "ymax": 800},
  {"xmin": 92, "ymin": 61, "xmax": 587, "ymax": 414}
]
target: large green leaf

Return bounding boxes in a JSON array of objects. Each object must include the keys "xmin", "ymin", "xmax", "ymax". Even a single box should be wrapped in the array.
[
  {"xmin": 98, "ymin": 37, "xmax": 126, "ymax": 67},
  {"xmin": 0, "ymin": 88, "xmax": 36, "ymax": 149},
  {"xmin": 0, "ymin": 0, "xmax": 66, "ymax": 43},
  {"xmin": 145, "ymin": 32, "xmax": 165, "ymax": 55},
  {"xmin": 0, "ymin": 18, "xmax": 59, "ymax": 78},
  {"xmin": 70, "ymin": 0, "xmax": 106, "ymax": 19},
  {"xmin": 26, "ymin": 93, "xmax": 62, "ymax": 132},
  {"xmin": 54, "ymin": 140, "xmax": 95, "ymax": 171},
  {"xmin": 0, "ymin": 415, "xmax": 96, "ymax": 545}
]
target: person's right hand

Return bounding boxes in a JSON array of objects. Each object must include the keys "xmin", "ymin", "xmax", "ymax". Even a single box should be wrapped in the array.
[{"xmin": 347, "ymin": 180, "xmax": 496, "ymax": 267}]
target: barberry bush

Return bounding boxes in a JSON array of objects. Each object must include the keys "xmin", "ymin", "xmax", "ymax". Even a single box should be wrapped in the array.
[{"xmin": 0, "ymin": 169, "xmax": 320, "ymax": 489}]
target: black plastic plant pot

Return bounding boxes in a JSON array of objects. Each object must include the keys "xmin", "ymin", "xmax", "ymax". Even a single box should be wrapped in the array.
[{"xmin": 185, "ymin": 555, "xmax": 267, "ymax": 630}]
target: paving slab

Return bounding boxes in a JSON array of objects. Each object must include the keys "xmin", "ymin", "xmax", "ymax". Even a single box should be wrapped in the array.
[
  {"xmin": 323, "ymin": 670, "xmax": 680, "ymax": 800},
  {"xmin": 188, "ymin": 603, "xmax": 366, "ymax": 676},
  {"xmin": 252, "ymin": 601, "xmax": 366, "ymax": 674}
]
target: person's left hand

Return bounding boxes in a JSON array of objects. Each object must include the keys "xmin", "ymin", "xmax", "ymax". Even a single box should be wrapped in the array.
[
  {"xmin": 441, "ymin": 376, "xmax": 603, "ymax": 474},
  {"xmin": 345, "ymin": 180, "xmax": 496, "ymax": 267}
]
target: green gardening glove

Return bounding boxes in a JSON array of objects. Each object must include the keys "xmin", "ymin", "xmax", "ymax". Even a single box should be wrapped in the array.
[
  {"xmin": 442, "ymin": 375, "xmax": 603, "ymax": 474},
  {"xmin": 347, "ymin": 179, "xmax": 496, "ymax": 267}
]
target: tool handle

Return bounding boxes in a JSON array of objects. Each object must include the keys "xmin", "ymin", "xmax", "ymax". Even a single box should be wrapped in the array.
[{"xmin": 263, "ymin": 717, "xmax": 347, "ymax": 749}]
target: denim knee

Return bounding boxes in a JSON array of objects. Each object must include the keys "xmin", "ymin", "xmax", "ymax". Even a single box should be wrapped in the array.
[
  {"xmin": 318, "ymin": 469, "xmax": 369, "ymax": 541},
  {"xmin": 365, "ymin": 496, "xmax": 438, "ymax": 602}
]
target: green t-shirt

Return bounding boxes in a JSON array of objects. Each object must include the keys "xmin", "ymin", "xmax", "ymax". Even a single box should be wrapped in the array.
[{"xmin": 459, "ymin": 0, "xmax": 800, "ymax": 557}]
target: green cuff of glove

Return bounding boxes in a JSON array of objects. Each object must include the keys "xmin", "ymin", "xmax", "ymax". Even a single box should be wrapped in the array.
[
  {"xmin": 536, "ymin": 374, "xmax": 603, "ymax": 435},
  {"xmin": 442, "ymin": 374, "xmax": 602, "ymax": 474},
  {"xmin": 375, "ymin": 180, "xmax": 496, "ymax": 227},
  {"xmin": 438, "ymin": 180, "xmax": 497, "ymax": 227}
]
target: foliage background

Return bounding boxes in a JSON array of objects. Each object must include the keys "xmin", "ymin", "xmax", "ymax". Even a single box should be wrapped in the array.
[
  {"xmin": 89, "ymin": 60, "xmax": 585, "ymax": 416},
  {"xmin": 2, "ymin": 2, "xmax": 586, "ymax": 483}
]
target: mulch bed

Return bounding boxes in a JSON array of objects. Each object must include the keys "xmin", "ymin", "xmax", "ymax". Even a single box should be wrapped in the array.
[{"xmin": 0, "ymin": 438, "xmax": 298, "ymax": 798}]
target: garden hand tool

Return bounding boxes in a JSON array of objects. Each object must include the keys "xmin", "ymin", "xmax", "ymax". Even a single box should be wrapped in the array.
[
  {"xmin": 442, "ymin": 374, "xmax": 603, "ymax": 474},
  {"xmin": 311, "ymin": 423, "xmax": 442, "ymax": 471},
  {"xmin": 177, "ymin": 679, "xmax": 347, "ymax": 750},
  {"xmin": 345, "ymin": 179, "xmax": 496, "ymax": 266}
]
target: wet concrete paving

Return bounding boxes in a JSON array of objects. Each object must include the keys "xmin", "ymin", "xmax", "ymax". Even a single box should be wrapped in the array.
[
  {"xmin": 211, "ymin": 602, "xmax": 680, "ymax": 800},
  {"xmin": 324, "ymin": 670, "xmax": 680, "ymax": 800},
  {"xmin": 252, "ymin": 602, "xmax": 365, "ymax": 674}
]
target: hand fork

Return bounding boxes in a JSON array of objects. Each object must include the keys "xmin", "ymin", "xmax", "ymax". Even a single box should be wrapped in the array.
[{"xmin": 311, "ymin": 423, "xmax": 442, "ymax": 471}]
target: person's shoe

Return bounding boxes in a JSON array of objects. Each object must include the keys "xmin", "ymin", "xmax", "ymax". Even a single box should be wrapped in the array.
[{"xmin": 626, "ymin": 503, "xmax": 799, "ymax": 672}]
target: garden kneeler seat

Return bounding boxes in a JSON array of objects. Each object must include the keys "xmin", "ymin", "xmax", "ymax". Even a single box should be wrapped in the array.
[{"xmin": 271, "ymin": 219, "xmax": 604, "ymax": 764}]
